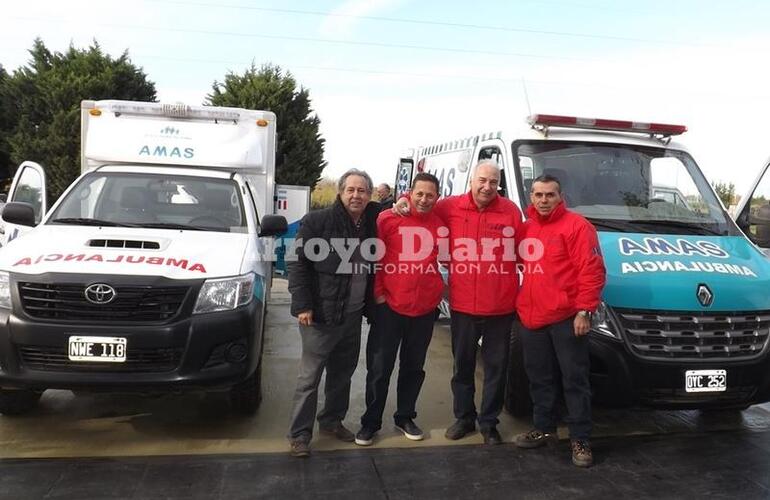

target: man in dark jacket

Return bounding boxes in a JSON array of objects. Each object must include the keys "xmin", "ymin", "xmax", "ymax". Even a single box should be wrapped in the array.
[
  {"xmin": 286, "ymin": 168, "xmax": 380, "ymax": 458},
  {"xmin": 377, "ymin": 183, "xmax": 395, "ymax": 211}
]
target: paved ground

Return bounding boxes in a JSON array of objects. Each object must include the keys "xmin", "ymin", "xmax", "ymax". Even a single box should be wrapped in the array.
[
  {"xmin": 3, "ymin": 429, "xmax": 770, "ymax": 499},
  {"xmin": 3, "ymin": 278, "xmax": 770, "ymax": 498}
]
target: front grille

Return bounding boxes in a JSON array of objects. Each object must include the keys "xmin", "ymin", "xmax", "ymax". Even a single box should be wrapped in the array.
[
  {"xmin": 18, "ymin": 282, "xmax": 189, "ymax": 323},
  {"xmin": 18, "ymin": 345, "xmax": 183, "ymax": 373},
  {"xmin": 617, "ymin": 308, "xmax": 770, "ymax": 361}
]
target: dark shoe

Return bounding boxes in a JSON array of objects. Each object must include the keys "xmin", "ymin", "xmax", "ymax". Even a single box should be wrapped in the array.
[
  {"xmin": 355, "ymin": 427, "xmax": 377, "ymax": 446},
  {"xmin": 395, "ymin": 419, "xmax": 424, "ymax": 441},
  {"xmin": 514, "ymin": 429, "xmax": 559, "ymax": 449},
  {"xmin": 319, "ymin": 422, "xmax": 355, "ymax": 442},
  {"xmin": 289, "ymin": 439, "xmax": 310, "ymax": 458},
  {"xmin": 571, "ymin": 439, "xmax": 593, "ymax": 468},
  {"xmin": 480, "ymin": 426, "xmax": 503, "ymax": 445},
  {"xmin": 444, "ymin": 419, "xmax": 475, "ymax": 440}
]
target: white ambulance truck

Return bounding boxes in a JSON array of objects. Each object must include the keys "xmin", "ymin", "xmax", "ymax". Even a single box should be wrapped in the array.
[
  {"xmin": 397, "ymin": 114, "xmax": 770, "ymax": 415},
  {"xmin": 0, "ymin": 100, "xmax": 287, "ymax": 415}
]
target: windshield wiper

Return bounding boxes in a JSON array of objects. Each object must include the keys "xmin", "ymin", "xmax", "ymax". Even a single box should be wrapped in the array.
[
  {"xmin": 585, "ymin": 217, "xmax": 653, "ymax": 233},
  {"xmin": 628, "ymin": 219, "xmax": 724, "ymax": 236},
  {"xmin": 139, "ymin": 222, "xmax": 206, "ymax": 231},
  {"xmin": 50, "ymin": 217, "xmax": 139, "ymax": 227}
]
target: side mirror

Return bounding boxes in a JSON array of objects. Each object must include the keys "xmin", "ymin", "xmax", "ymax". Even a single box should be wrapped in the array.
[
  {"xmin": 259, "ymin": 214, "xmax": 288, "ymax": 237},
  {"xmin": 2, "ymin": 202, "xmax": 37, "ymax": 227}
]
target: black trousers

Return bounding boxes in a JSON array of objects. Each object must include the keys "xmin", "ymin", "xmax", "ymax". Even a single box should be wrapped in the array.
[
  {"xmin": 450, "ymin": 310, "xmax": 514, "ymax": 429},
  {"xmin": 519, "ymin": 316, "xmax": 592, "ymax": 441},
  {"xmin": 361, "ymin": 303, "xmax": 435, "ymax": 430}
]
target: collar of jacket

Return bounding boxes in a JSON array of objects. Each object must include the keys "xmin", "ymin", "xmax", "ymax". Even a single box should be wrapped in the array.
[
  {"xmin": 459, "ymin": 190, "xmax": 502, "ymax": 212},
  {"xmin": 526, "ymin": 200, "xmax": 567, "ymax": 224}
]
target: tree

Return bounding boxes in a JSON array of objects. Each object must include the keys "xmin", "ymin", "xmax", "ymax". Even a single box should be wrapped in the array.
[
  {"xmin": 5, "ymin": 39, "xmax": 156, "ymax": 200},
  {"xmin": 207, "ymin": 64, "xmax": 326, "ymax": 187},
  {"xmin": 0, "ymin": 64, "xmax": 16, "ymax": 182},
  {"xmin": 712, "ymin": 180, "xmax": 736, "ymax": 207}
]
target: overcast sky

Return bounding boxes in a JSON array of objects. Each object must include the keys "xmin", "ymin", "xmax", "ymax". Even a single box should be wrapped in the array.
[{"xmin": 3, "ymin": 0, "xmax": 770, "ymax": 196}]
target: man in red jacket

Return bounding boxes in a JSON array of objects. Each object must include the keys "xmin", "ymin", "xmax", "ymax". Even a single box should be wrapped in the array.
[
  {"xmin": 395, "ymin": 159, "xmax": 523, "ymax": 445},
  {"xmin": 355, "ymin": 173, "xmax": 444, "ymax": 446},
  {"xmin": 513, "ymin": 174, "xmax": 606, "ymax": 468}
]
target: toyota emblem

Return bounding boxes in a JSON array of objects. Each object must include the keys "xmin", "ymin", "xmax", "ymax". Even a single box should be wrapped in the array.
[
  {"xmin": 84, "ymin": 283, "xmax": 117, "ymax": 305},
  {"xmin": 696, "ymin": 283, "xmax": 713, "ymax": 307}
]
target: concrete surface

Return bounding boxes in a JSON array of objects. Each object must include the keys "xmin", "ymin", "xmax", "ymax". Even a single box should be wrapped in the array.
[{"xmin": 1, "ymin": 278, "xmax": 770, "ymax": 460}]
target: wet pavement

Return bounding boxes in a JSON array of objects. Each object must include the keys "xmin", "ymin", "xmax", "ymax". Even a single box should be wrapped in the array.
[{"xmin": 3, "ymin": 278, "xmax": 770, "ymax": 498}]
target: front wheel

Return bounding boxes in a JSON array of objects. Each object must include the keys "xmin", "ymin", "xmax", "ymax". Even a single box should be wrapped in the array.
[
  {"xmin": 230, "ymin": 360, "xmax": 263, "ymax": 415},
  {"xmin": 0, "ymin": 389, "xmax": 43, "ymax": 416},
  {"xmin": 505, "ymin": 325, "xmax": 532, "ymax": 417}
]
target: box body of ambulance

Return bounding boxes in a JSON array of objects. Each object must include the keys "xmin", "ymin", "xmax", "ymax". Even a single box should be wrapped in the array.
[{"xmin": 0, "ymin": 100, "xmax": 286, "ymax": 415}]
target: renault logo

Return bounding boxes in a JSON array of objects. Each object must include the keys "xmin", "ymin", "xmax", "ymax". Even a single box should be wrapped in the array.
[
  {"xmin": 84, "ymin": 283, "xmax": 117, "ymax": 305},
  {"xmin": 696, "ymin": 283, "xmax": 713, "ymax": 307}
]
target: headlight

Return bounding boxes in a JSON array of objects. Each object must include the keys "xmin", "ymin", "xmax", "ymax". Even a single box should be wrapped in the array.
[
  {"xmin": 0, "ymin": 272, "xmax": 10, "ymax": 309},
  {"xmin": 591, "ymin": 302, "xmax": 621, "ymax": 340},
  {"xmin": 193, "ymin": 273, "xmax": 255, "ymax": 314}
]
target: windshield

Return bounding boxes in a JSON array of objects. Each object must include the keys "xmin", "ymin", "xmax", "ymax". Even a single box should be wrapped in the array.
[
  {"xmin": 514, "ymin": 141, "xmax": 738, "ymax": 236},
  {"xmin": 48, "ymin": 172, "xmax": 247, "ymax": 232}
]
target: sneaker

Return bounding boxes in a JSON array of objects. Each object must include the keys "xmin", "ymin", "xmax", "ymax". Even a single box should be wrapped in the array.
[
  {"xmin": 355, "ymin": 427, "xmax": 377, "ymax": 446},
  {"xmin": 480, "ymin": 426, "xmax": 502, "ymax": 445},
  {"xmin": 289, "ymin": 439, "xmax": 310, "ymax": 458},
  {"xmin": 444, "ymin": 419, "xmax": 475, "ymax": 440},
  {"xmin": 319, "ymin": 422, "xmax": 355, "ymax": 442},
  {"xmin": 514, "ymin": 429, "xmax": 559, "ymax": 449},
  {"xmin": 571, "ymin": 439, "xmax": 593, "ymax": 468},
  {"xmin": 395, "ymin": 419, "xmax": 424, "ymax": 441}
]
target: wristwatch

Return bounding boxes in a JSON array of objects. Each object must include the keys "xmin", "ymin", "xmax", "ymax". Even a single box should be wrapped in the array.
[{"xmin": 577, "ymin": 310, "xmax": 592, "ymax": 319}]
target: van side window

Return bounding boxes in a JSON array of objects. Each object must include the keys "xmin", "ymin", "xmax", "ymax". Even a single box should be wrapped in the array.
[
  {"xmin": 11, "ymin": 166, "xmax": 45, "ymax": 223},
  {"xmin": 478, "ymin": 146, "xmax": 507, "ymax": 198},
  {"xmin": 741, "ymin": 166, "xmax": 770, "ymax": 247}
]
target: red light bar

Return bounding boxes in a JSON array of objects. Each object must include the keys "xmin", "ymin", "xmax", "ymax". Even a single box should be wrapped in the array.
[{"xmin": 528, "ymin": 114, "xmax": 687, "ymax": 136}]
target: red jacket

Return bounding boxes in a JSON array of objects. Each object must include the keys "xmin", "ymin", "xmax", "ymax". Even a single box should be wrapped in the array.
[
  {"xmin": 374, "ymin": 209, "xmax": 444, "ymax": 317},
  {"xmin": 516, "ymin": 201, "xmax": 606, "ymax": 330},
  {"xmin": 433, "ymin": 192, "xmax": 523, "ymax": 316}
]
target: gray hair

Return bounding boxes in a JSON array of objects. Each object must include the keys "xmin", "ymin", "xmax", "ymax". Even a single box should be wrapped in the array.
[
  {"xmin": 338, "ymin": 168, "xmax": 374, "ymax": 194},
  {"xmin": 471, "ymin": 159, "xmax": 502, "ymax": 178}
]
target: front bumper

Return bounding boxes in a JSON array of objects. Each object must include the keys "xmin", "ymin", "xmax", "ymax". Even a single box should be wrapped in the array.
[
  {"xmin": 589, "ymin": 333, "xmax": 770, "ymax": 409},
  {"xmin": 0, "ymin": 273, "xmax": 264, "ymax": 393}
]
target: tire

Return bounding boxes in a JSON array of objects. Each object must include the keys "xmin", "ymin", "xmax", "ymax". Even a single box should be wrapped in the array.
[
  {"xmin": 505, "ymin": 325, "xmax": 533, "ymax": 417},
  {"xmin": 0, "ymin": 389, "xmax": 42, "ymax": 416},
  {"xmin": 230, "ymin": 359, "xmax": 263, "ymax": 415}
]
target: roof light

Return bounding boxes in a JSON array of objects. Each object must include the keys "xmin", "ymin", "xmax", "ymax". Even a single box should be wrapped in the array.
[
  {"xmin": 256, "ymin": 119, "xmax": 268, "ymax": 127},
  {"xmin": 102, "ymin": 101, "xmax": 240, "ymax": 121},
  {"xmin": 528, "ymin": 114, "xmax": 687, "ymax": 136},
  {"xmin": 89, "ymin": 109, "xmax": 102, "ymax": 117}
]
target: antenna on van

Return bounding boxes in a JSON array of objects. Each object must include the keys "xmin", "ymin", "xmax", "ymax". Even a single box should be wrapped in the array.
[{"xmin": 522, "ymin": 77, "xmax": 532, "ymax": 116}]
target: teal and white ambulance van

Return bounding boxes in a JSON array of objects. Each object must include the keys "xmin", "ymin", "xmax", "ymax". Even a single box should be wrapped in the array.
[
  {"xmin": 397, "ymin": 114, "xmax": 770, "ymax": 414},
  {"xmin": 0, "ymin": 100, "xmax": 286, "ymax": 415}
]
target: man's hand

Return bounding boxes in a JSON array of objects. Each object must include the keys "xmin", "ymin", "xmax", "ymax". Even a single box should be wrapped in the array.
[
  {"xmin": 298, "ymin": 310, "xmax": 313, "ymax": 326},
  {"xmin": 375, "ymin": 295, "xmax": 386, "ymax": 304},
  {"xmin": 392, "ymin": 198, "xmax": 411, "ymax": 217},
  {"xmin": 573, "ymin": 314, "xmax": 590, "ymax": 337}
]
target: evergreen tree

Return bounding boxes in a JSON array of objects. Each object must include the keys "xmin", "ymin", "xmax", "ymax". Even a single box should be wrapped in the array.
[
  {"xmin": 5, "ymin": 39, "xmax": 156, "ymax": 200},
  {"xmin": 0, "ymin": 65, "xmax": 16, "ymax": 182},
  {"xmin": 207, "ymin": 64, "xmax": 326, "ymax": 187}
]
